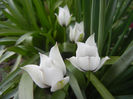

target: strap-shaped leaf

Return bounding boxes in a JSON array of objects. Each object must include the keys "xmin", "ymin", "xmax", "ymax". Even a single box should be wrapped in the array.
[
  {"xmin": 102, "ymin": 46, "xmax": 133, "ymax": 85},
  {"xmin": 90, "ymin": 72, "xmax": 115, "ymax": 99},
  {"xmin": 19, "ymin": 72, "xmax": 33, "ymax": 99}
]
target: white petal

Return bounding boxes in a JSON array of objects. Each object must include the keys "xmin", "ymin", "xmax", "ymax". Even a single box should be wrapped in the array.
[
  {"xmin": 74, "ymin": 22, "xmax": 84, "ymax": 42},
  {"xmin": 40, "ymin": 65, "xmax": 64, "ymax": 86},
  {"xmin": 51, "ymin": 76, "xmax": 69, "ymax": 92},
  {"xmin": 89, "ymin": 56, "xmax": 100, "ymax": 71},
  {"xmin": 94, "ymin": 56, "xmax": 110, "ymax": 72},
  {"xmin": 76, "ymin": 42, "xmax": 97, "ymax": 57},
  {"xmin": 21, "ymin": 65, "xmax": 48, "ymax": 88},
  {"xmin": 76, "ymin": 22, "xmax": 84, "ymax": 34},
  {"xmin": 49, "ymin": 43, "xmax": 66, "ymax": 74},
  {"xmin": 68, "ymin": 56, "xmax": 90, "ymax": 72},
  {"xmin": 69, "ymin": 26, "xmax": 75, "ymax": 42},
  {"xmin": 85, "ymin": 34, "xmax": 96, "ymax": 46},
  {"xmin": 58, "ymin": 7, "xmax": 65, "ymax": 26},
  {"xmin": 64, "ymin": 5, "xmax": 71, "ymax": 26},
  {"xmin": 39, "ymin": 53, "xmax": 49, "ymax": 67}
]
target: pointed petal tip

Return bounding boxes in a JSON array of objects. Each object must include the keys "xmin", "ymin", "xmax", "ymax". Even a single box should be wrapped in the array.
[
  {"xmin": 94, "ymin": 56, "xmax": 110, "ymax": 72},
  {"xmin": 64, "ymin": 5, "xmax": 68, "ymax": 9},
  {"xmin": 39, "ymin": 52, "xmax": 44, "ymax": 57},
  {"xmin": 55, "ymin": 13, "xmax": 58, "ymax": 17},
  {"xmin": 20, "ymin": 67, "xmax": 24, "ymax": 70},
  {"xmin": 105, "ymin": 56, "xmax": 110, "ymax": 60},
  {"xmin": 20, "ymin": 65, "xmax": 29, "ymax": 70}
]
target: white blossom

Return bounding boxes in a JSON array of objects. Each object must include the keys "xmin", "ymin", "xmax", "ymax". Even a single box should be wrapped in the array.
[
  {"xmin": 68, "ymin": 34, "xmax": 109, "ymax": 72},
  {"xmin": 69, "ymin": 22, "xmax": 84, "ymax": 43},
  {"xmin": 55, "ymin": 5, "xmax": 71, "ymax": 26},
  {"xmin": 21, "ymin": 44, "xmax": 69, "ymax": 92}
]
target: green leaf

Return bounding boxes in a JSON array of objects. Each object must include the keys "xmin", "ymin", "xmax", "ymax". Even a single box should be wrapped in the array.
[
  {"xmin": 102, "ymin": 46, "xmax": 133, "ymax": 85},
  {"xmin": 90, "ymin": 72, "xmax": 115, "ymax": 99},
  {"xmin": 105, "ymin": 0, "xmax": 117, "ymax": 33},
  {"xmin": 68, "ymin": 72, "xmax": 84, "ymax": 99},
  {"xmin": 33, "ymin": 0, "xmax": 49, "ymax": 29},
  {"xmin": 11, "ymin": 55, "xmax": 22, "ymax": 72},
  {"xmin": 0, "ymin": 49, "xmax": 6, "ymax": 58},
  {"xmin": 74, "ymin": 0, "xmax": 82, "ymax": 22},
  {"xmin": 66, "ymin": 60, "xmax": 87, "ymax": 90},
  {"xmin": 51, "ymin": 90, "xmax": 66, "ymax": 99},
  {"xmin": 22, "ymin": 0, "xmax": 39, "ymax": 30},
  {"xmin": 60, "ymin": 42, "xmax": 76, "ymax": 53},
  {"xmin": 0, "ymin": 37, "xmax": 18, "ymax": 45},
  {"xmin": 110, "ymin": 11, "xmax": 133, "ymax": 55},
  {"xmin": 0, "ymin": 75, "xmax": 20, "ymax": 97},
  {"xmin": 0, "ymin": 51, "xmax": 15, "ymax": 64},
  {"xmin": 98, "ymin": 0, "xmax": 105, "ymax": 56},
  {"xmin": 104, "ymin": 56, "xmax": 119, "ymax": 65},
  {"xmin": 0, "ymin": 54, "xmax": 39, "ymax": 94},
  {"xmin": 15, "ymin": 32, "xmax": 33, "ymax": 45},
  {"xmin": 0, "ymin": 29, "xmax": 26, "ymax": 36},
  {"xmin": 83, "ymin": 0, "xmax": 92, "ymax": 38},
  {"xmin": 116, "ymin": 95, "xmax": 133, "ymax": 99},
  {"xmin": 53, "ymin": 0, "xmax": 63, "ymax": 10},
  {"xmin": 18, "ymin": 72, "xmax": 33, "ymax": 99},
  {"xmin": 6, "ymin": 0, "xmax": 29, "ymax": 28},
  {"xmin": 1, "ymin": 87, "xmax": 18, "ymax": 99}
]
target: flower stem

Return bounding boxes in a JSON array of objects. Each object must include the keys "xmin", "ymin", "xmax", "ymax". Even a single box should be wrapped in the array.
[{"xmin": 63, "ymin": 26, "xmax": 67, "ymax": 42}]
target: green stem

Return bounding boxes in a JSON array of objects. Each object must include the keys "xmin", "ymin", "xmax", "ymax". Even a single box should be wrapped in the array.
[{"xmin": 63, "ymin": 26, "xmax": 66, "ymax": 42}]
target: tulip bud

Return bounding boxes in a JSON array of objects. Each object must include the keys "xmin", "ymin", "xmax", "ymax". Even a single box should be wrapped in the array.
[
  {"xmin": 69, "ymin": 22, "xmax": 84, "ymax": 43},
  {"xmin": 55, "ymin": 5, "xmax": 71, "ymax": 26}
]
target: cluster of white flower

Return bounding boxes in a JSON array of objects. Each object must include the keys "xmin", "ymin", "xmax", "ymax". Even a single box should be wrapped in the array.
[
  {"xmin": 21, "ymin": 5, "xmax": 109, "ymax": 92},
  {"xmin": 56, "ymin": 5, "xmax": 84, "ymax": 43}
]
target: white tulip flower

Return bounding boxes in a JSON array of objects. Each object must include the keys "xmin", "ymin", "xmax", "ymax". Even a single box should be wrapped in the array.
[
  {"xmin": 21, "ymin": 44, "xmax": 69, "ymax": 92},
  {"xmin": 55, "ymin": 5, "xmax": 71, "ymax": 26},
  {"xmin": 69, "ymin": 22, "xmax": 84, "ymax": 43},
  {"xmin": 68, "ymin": 34, "xmax": 109, "ymax": 72}
]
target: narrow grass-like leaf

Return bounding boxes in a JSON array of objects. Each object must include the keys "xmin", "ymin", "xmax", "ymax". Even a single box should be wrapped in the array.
[
  {"xmin": 0, "ymin": 54, "xmax": 39, "ymax": 92},
  {"xmin": 90, "ymin": 72, "xmax": 115, "ymax": 99},
  {"xmin": 7, "ymin": 46, "xmax": 30, "ymax": 56},
  {"xmin": 11, "ymin": 55, "xmax": 22, "ymax": 72},
  {"xmin": 69, "ymin": 73, "xmax": 84, "ymax": 99},
  {"xmin": 1, "ymin": 87, "xmax": 18, "ymax": 99},
  {"xmin": 0, "ymin": 49, "xmax": 6, "ymax": 58},
  {"xmin": 90, "ymin": 0, "xmax": 95, "ymax": 35},
  {"xmin": 105, "ymin": 0, "xmax": 117, "ymax": 33},
  {"xmin": 0, "ymin": 75, "xmax": 20, "ymax": 96},
  {"xmin": 110, "ymin": 11, "xmax": 133, "ymax": 55},
  {"xmin": 0, "ymin": 29, "xmax": 26, "ymax": 36},
  {"xmin": 98, "ymin": 0, "xmax": 105, "ymax": 56},
  {"xmin": 5, "ymin": 0, "xmax": 28, "ymax": 27},
  {"xmin": 33, "ymin": 0, "xmax": 49, "ymax": 29},
  {"xmin": 22, "ymin": 0, "xmax": 39, "ymax": 30},
  {"xmin": 0, "ymin": 51, "xmax": 15, "ymax": 64},
  {"xmin": 102, "ymin": 46, "xmax": 133, "ymax": 85},
  {"xmin": 115, "ymin": 0, "xmax": 132, "ymax": 21},
  {"xmin": 19, "ymin": 72, "xmax": 33, "ymax": 99},
  {"xmin": 83, "ymin": 0, "xmax": 92, "ymax": 39},
  {"xmin": 74, "ymin": 0, "xmax": 82, "ymax": 22},
  {"xmin": 15, "ymin": 32, "xmax": 33, "ymax": 45},
  {"xmin": 0, "ymin": 37, "xmax": 17, "ymax": 45}
]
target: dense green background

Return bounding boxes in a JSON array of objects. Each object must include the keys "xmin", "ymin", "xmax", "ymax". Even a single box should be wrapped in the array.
[{"xmin": 0, "ymin": 0, "xmax": 133, "ymax": 99}]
